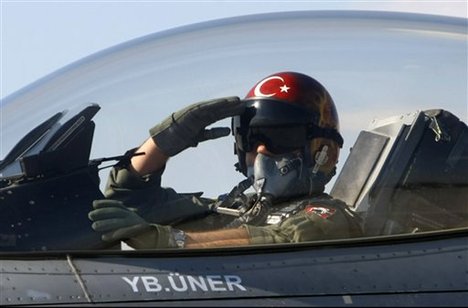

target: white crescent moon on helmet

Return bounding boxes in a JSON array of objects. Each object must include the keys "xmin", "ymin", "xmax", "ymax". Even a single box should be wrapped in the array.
[{"xmin": 254, "ymin": 76, "xmax": 285, "ymax": 97}]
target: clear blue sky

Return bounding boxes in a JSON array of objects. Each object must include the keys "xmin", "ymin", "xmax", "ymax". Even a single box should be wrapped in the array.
[{"xmin": 1, "ymin": 1, "xmax": 466, "ymax": 99}]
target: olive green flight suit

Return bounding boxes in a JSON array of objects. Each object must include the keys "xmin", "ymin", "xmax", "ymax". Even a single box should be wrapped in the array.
[{"xmin": 104, "ymin": 164, "xmax": 362, "ymax": 245}]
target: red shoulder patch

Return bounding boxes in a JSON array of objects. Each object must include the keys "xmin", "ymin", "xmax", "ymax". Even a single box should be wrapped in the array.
[{"xmin": 305, "ymin": 206, "xmax": 336, "ymax": 219}]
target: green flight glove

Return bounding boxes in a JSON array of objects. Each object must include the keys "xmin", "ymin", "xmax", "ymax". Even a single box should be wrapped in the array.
[
  {"xmin": 88, "ymin": 199, "xmax": 175, "ymax": 248},
  {"xmin": 150, "ymin": 96, "xmax": 244, "ymax": 156}
]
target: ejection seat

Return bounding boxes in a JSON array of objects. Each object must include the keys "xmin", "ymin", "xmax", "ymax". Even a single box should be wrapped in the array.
[{"xmin": 330, "ymin": 109, "xmax": 468, "ymax": 236}]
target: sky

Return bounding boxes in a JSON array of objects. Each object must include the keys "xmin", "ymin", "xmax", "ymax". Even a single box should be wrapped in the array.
[{"xmin": 1, "ymin": 0, "xmax": 467, "ymax": 99}]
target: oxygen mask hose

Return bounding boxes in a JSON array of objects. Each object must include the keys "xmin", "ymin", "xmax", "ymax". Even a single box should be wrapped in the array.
[
  {"xmin": 239, "ymin": 188, "xmax": 272, "ymax": 225},
  {"xmin": 211, "ymin": 176, "xmax": 254, "ymax": 217},
  {"xmin": 217, "ymin": 175, "xmax": 274, "ymax": 227}
]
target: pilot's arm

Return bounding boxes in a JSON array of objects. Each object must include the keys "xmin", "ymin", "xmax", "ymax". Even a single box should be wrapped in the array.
[
  {"xmin": 129, "ymin": 137, "xmax": 169, "ymax": 176},
  {"xmin": 101, "ymin": 97, "xmax": 245, "ymax": 225},
  {"xmin": 87, "ymin": 201, "xmax": 333, "ymax": 248},
  {"xmin": 185, "ymin": 229, "xmax": 251, "ymax": 248},
  {"xmin": 88, "ymin": 199, "xmax": 251, "ymax": 248},
  {"xmin": 185, "ymin": 210, "xmax": 354, "ymax": 248},
  {"xmin": 177, "ymin": 209, "xmax": 357, "ymax": 248},
  {"xmin": 130, "ymin": 96, "xmax": 244, "ymax": 175},
  {"xmin": 88, "ymin": 199, "xmax": 357, "ymax": 249}
]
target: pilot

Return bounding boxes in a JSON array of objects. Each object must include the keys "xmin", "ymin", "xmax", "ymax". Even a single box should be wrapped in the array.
[{"xmin": 88, "ymin": 71, "xmax": 362, "ymax": 249}]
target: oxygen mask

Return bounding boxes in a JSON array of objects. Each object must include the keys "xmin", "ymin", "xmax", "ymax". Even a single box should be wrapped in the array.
[{"xmin": 247, "ymin": 152, "xmax": 310, "ymax": 200}]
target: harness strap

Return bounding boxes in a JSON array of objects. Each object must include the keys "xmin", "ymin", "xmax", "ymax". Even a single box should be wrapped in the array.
[{"xmin": 266, "ymin": 195, "xmax": 364, "ymax": 237}]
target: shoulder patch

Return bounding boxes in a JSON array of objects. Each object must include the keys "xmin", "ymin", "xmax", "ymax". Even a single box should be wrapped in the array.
[{"xmin": 305, "ymin": 206, "xmax": 336, "ymax": 219}]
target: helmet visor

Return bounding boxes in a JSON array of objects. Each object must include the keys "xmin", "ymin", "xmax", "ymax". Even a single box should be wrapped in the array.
[
  {"xmin": 233, "ymin": 98, "xmax": 343, "ymax": 155},
  {"xmin": 233, "ymin": 99, "xmax": 317, "ymax": 154},
  {"xmin": 237, "ymin": 125, "xmax": 309, "ymax": 154}
]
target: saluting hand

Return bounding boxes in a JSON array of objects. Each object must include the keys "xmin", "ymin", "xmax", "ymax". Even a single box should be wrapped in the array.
[{"xmin": 149, "ymin": 96, "xmax": 245, "ymax": 156}]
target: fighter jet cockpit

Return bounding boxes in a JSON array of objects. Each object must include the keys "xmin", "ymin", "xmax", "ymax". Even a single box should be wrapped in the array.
[{"xmin": 1, "ymin": 11, "xmax": 467, "ymax": 252}]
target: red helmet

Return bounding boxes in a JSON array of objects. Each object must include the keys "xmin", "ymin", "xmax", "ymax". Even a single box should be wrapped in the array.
[{"xmin": 232, "ymin": 71, "xmax": 343, "ymax": 188}]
